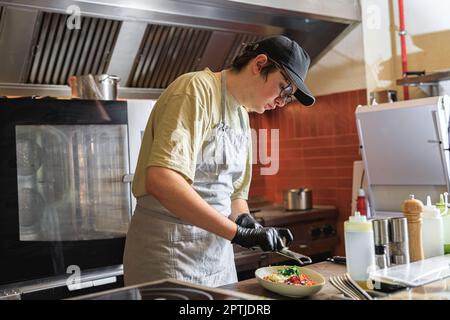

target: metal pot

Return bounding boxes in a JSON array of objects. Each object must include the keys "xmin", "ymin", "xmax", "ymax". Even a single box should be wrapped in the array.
[
  {"xmin": 69, "ymin": 74, "xmax": 120, "ymax": 100},
  {"xmin": 283, "ymin": 188, "xmax": 313, "ymax": 211}
]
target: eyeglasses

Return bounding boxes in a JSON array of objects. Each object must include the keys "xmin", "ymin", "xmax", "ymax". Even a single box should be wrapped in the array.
[
  {"xmin": 268, "ymin": 57, "xmax": 295, "ymax": 104},
  {"xmin": 279, "ymin": 82, "xmax": 294, "ymax": 104}
]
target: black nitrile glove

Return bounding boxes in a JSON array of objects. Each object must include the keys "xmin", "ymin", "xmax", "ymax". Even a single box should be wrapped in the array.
[
  {"xmin": 235, "ymin": 213, "xmax": 263, "ymax": 229},
  {"xmin": 231, "ymin": 226, "xmax": 294, "ymax": 252}
]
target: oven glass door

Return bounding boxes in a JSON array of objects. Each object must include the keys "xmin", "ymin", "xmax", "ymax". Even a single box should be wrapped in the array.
[
  {"xmin": 0, "ymin": 99, "xmax": 130, "ymax": 286},
  {"xmin": 16, "ymin": 124, "xmax": 130, "ymax": 241}
]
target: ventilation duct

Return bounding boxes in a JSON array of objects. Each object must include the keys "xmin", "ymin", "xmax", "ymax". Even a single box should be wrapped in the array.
[
  {"xmin": 27, "ymin": 12, "xmax": 121, "ymax": 85},
  {"xmin": 0, "ymin": 0, "xmax": 361, "ymax": 98}
]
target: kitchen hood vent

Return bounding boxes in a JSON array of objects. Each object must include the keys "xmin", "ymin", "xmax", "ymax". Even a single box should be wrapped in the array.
[
  {"xmin": 127, "ymin": 24, "xmax": 212, "ymax": 88},
  {"xmin": 221, "ymin": 33, "xmax": 265, "ymax": 70},
  {"xmin": 26, "ymin": 12, "xmax": 121, "ymax": 85},
  {"xmin": 0, "ymin": 0, "xmax": 360, "ymax": 98},
  {"xmin": 127, "ymin": 24, "xmax": 265, "ymax": 88}
]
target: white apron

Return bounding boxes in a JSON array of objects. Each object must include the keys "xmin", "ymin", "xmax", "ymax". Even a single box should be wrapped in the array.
[{"xmin": 123, "ymin": 71, "xmax": 249, "ymax": 287}]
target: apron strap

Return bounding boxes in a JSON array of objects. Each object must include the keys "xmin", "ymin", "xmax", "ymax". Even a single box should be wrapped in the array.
[
  {"xmin": 237, "ymin": 107, "xmax": 246, "ymax": 130},
  {"xmin": 220, "ymin": 70, "xmax": 227, "ymax": 123},
  {"xmin": 221, "ymin": 70, "xmax": 247, "ymax": 131}
]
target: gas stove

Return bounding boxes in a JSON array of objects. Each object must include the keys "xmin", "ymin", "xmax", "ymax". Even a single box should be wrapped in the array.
[{"xmin": 73, "ymin": 279, "xmax": 262, "ymax": 300}]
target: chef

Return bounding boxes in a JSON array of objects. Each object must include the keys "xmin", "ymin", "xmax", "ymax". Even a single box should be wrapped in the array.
[{"xmin": 123, "ymin": 35, "xmax": 315, "ymax": 287}]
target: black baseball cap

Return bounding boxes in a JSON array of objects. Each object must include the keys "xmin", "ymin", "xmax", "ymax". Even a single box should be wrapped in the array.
[{"xmin": 247, "ymin": 35, "xmax": 315, "ymax": 107}]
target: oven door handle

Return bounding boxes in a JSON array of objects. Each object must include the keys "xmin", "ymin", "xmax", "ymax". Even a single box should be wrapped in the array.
[{"xmin": 122, "ymin": 174, "xmax": 134, "ymax": 183}]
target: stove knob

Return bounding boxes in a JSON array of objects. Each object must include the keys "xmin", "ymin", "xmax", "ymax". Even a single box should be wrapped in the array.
[
  {"xmin": 322, "ymin": 224, "xmax": 336, "ymax": 236},
  {"xmin": 310, "ymin": 227, "xmax": 322, "ymax": 238}
]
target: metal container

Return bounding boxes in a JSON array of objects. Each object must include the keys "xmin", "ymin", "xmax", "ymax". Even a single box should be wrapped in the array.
[
  {"xmin": 69, "ymin": 74, "xmax": 120, "ymax": 100},
  {"xmin": 283, "ymin": 188, "xmax": 312, "ymax": 211},
  {"xmin": 372, "ymin": 219, "xmax": 391, "ymax": 269},
  {"xmin": 388, "ymin": 217, "xmax": 410, "ymax": 265}
]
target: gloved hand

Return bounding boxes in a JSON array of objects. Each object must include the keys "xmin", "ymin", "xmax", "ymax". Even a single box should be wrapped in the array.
[
  {"xmin": 231, "ymin": 226, "xmax": 294, "ymax": 252},
  {"xmin": 235, "ymin": 213, "xmax": 263, "ymax": 229}
]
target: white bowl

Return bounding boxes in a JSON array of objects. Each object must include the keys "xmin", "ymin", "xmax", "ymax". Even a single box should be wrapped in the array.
[{"xmin": 255, "ymin": 265, "xmax": 325, "ymax": 298}]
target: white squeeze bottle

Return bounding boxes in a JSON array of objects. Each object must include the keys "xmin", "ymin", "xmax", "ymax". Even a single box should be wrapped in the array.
[
  {"xmin": 422, "ymin": 196, "xmax": 444, "ymax": 258},
  {"xmin": 344, "ymin": 211, "xmax": 376, "ymax": 287},
  {"xmin": 442, "ymin": 193, "xmax": 450, "ymax": 254}
]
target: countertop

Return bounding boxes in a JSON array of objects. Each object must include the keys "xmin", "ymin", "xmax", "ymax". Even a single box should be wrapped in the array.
[
  {"xmin": 72, "ymin": 262, "xmax": 450, "ymax": 300},
  {"xmin": 221, "ymin": 261, "xmax": 450, "ymax": 300}
]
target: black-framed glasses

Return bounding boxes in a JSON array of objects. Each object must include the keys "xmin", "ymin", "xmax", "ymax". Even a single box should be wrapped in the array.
[
  {"xmin": 279, "ymin": 82, "xmax": 294, "ymax": 104},
  {"xmin": 268, "ymin": 57, "xmax": 295, "ymax": 104}
]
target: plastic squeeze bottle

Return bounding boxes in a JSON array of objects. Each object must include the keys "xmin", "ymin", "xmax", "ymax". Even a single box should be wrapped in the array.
[
  {"xmin": 422, "ymin": 196, "xmax": 444, "ymax": 259},
  {"xmin": 356, "ymin": 188, "xmax": 367, "ymax": 216},
  {"xmin": 441, "ymin": 192, "xmax": 450, "ymax": 254},
  {"xmin": 435, "ymin": 194, "xmax": 446, "ymax": 214},
  {"xmin": 344, "ymin": 211, "xmax": 376, "ymax": 287}
]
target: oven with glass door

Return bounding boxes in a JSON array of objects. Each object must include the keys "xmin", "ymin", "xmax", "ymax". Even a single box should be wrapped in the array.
[{"xmin": 0, "ymin": 98, "xmax": 132, "ymax": 299}]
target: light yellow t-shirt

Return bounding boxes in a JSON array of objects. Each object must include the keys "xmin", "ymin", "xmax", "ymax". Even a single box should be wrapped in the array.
[{"xmin": 132, "ymin": 68, "xmax": 252, "ymax": 201}]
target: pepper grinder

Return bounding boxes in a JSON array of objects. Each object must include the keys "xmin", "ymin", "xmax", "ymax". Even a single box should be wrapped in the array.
[
  {"xmin": 372, "ymin": 219, "xmax": 390, "ymax": 269},
  {"xmin": 401, "ymin": 194, "xmax": 424, "ymax": 262}
]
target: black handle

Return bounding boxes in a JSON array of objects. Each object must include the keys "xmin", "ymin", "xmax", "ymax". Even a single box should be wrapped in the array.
[
  {"xmin": 327, "ymin": 256, "xmax": 347, "ymax": 264},
  {"xmin": 404, "ymin": 70, "xmax": 425, "ymax": 76}
]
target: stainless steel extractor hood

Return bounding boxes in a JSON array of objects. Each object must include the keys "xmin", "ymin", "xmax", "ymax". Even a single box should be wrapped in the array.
[{"xmin": 0, "ymin": 0, "xmax": 361, "ymax": 99}]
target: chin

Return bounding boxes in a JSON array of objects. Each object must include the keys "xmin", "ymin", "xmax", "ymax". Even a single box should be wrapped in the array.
[{"xmin": 247, "ymin": 105, "xmax": 264, "ymax": 114}]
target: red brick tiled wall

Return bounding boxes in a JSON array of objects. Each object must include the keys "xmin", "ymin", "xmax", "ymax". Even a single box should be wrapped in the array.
[{"xmin": 248, "ymin": 89, "xmax": 367, "ymax": 255}]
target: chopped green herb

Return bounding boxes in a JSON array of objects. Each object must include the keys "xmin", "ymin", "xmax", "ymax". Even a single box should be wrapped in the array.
[{"xmin": 278, "ymin": 266, "xmax": 300, "ymax": 277}]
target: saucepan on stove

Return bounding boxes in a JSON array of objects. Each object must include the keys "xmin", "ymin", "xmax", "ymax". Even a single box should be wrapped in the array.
[{"xmin": 283, "ymin": 188, "xmax": 313, "ymax": 211}]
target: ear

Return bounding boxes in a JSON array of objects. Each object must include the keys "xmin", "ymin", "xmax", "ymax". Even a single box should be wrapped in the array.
[{"xmin": 252, "ymin": 54, "xmax": 269, "ymax": 74}]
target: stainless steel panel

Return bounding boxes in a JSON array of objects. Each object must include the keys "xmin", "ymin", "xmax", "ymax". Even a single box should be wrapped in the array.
[
  {"xmin": 128, "ymin": 24, "xmax": 212, "ymax": 88},
  {"xmin": 16, "ymin": 124, "xmax": 131, "ymax": 241},
  {"xmin": 0, "ymin": 0, "xmax": 360, "ymax": 30},
  {"xmin": 0, "ymin": 0, "xmax": 359, "ymax": 97},
  {"xmin": 356, "ymin": 96, "xmax": 450, "ymax": 215},
  {"xmin": 102, "ymin": 20, "xmax": 120, "ymax": 72},
  {"xmin": 0, "ymin": 6, "xmax": 38, "ymax": 82},
  {"xmin": 0, "ymin": 82, "xmax": 164, "ymax": 99},
  {"xmin": 106, "ymin": 20, "xmax": 147, "ymax": 85},
  {"xmin": 133, "ymin": 24, "xmax": 160, "ymax": 88},
  {"xmin": 75, "ymin": 17, "xmax": 97, "ymax": 75},
  {"xmin": 26, "ymin": 12, "xmax": 121, "ymax": 85},
  {"xmin": 84, "ymin": 18, "xmax": 105, "ymax": 74},
  {"xmin": 160, "ymin": 27, "xmax": 191, "ymax": 86},
  {"xmin": 166, "ymin": 28, "xmax": 196, "ymax": 84}
]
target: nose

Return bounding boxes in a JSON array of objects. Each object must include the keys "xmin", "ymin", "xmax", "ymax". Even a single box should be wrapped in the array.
[{"xmin": 274, "ymin": 96, "xmax": 287, "ymax": 108}]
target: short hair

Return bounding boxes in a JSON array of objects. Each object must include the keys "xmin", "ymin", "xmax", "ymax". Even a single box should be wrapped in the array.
[{"xmin": 230, "ymin": 43, "xmax": 278, "ymax": 80}]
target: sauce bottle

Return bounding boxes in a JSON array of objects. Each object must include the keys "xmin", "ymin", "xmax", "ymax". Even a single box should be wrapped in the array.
[
  {"xmin": 344, "ymin": 211, "xmax": 376, "ymax": 287},
  {"xmin": 435, "ymin": 194, "xmax": 446, "ymax": 214},
  {"xmin": 439, "ymin": 193, "xmax": 450, "ymax": 254},
  {"xmin": 422, "ymin": 196, "xmax": 444, "ymax": 258},
  {"xmin": 356, "ymin": 188, "xmax": 367, "ymax": 216}
]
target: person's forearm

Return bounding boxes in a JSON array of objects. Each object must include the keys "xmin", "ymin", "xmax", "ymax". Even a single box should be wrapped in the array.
[
  {"xmin": 146, "ymin": 166, "xmax": 237, "ymax": 240},
  {"xmin": 230, "ymin": 199, "xmax": 250, "ymax": 221}
]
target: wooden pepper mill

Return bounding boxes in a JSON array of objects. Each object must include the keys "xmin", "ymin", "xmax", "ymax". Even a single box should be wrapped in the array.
[{"xmin": 401, "ymin": 194, "xmax": 424, "ymax": 262}]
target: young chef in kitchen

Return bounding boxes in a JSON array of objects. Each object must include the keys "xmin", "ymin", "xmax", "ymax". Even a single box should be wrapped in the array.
[{"xmin": 123, "ymin": 35, "xmax": 315, "ymax": 287}]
